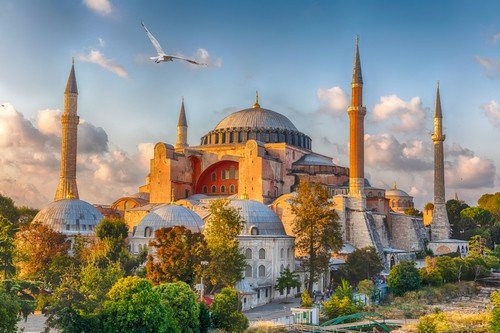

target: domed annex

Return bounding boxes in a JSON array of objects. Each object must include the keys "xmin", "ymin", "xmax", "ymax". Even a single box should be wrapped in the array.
[
  {"xmin": 385, "ymin": 182, "xmax": 414, "ymax": 213},
  {"xmin": 200, "ymin": 93, "xmax": 311, "ymax": 149},
  {"xmin": 227, "ymin": 199, "xmax": 287, "ymax": 236},
  {"xmin": 33, "ymin": 199, "xmax": 103, "ymax": 235}
]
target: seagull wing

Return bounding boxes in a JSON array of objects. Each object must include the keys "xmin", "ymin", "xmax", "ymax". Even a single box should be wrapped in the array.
[
  {"xmin": 141, "ymin": 21, "xmax": 166, "ymax": 56},
  {"xmin": 170, "ymin": 55, "xmax": 207, "ymax": 66}
]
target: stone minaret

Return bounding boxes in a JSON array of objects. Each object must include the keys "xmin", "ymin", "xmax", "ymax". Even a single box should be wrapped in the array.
[
  {"xmin": 54, "ymin": 61, "xmax": 80, "ymax": 201},
  {"xmin": 431, "ymin": 82, "xmax": 451, "ymax": 240},
  {"xmin": 348, "ymin": 36, "xmax": 366, "ymax": 205},
  {"xmin": 174, "ymin": 98, "xmax": 188, "ymax": 151}
]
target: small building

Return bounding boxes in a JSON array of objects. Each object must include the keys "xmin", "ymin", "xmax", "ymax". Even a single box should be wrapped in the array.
[{"xmin": 385, "ymin": 182, "xmax": 414, "ymax": 214}]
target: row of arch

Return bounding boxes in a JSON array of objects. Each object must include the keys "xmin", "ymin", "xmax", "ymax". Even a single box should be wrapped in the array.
[
  {"xmin": 202, "ymin": 184, "xmax": 236, "ymax": 194},
  {"xmin": 245, "ymin": 247, "xmax": 292, "ymax": 260},
  {"xmin": 245, "ymin": 263, "xmax": 291, "ymax": 278},
  {"xmin": 200, "ymin": 128, "xmax": 312, "ymax": 150}
]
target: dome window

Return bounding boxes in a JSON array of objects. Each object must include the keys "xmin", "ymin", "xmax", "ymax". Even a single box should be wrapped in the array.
[
  {"xmin": 245, "ymin": 265, "xmax": 252, "ymax": 278},
  {"xmin": 259, "ymin": 248, "xmax": 266, "ymax": 259},
  {"xmin": 221, "ymin": 186, "xmax": 226, "ymax": 193},
  {"xmin": 230, "ymin": 185, "xmax": 235, "ymax": 193},
  {"xmin": 250, "ymin": 226, "xmax": 259, "ymax": 235},
  {"xmin": 211, "ymin": 172, "xmax": 216, "ymax": 181},
  {"xmin": 258, "ymin": 265, "xmax": 266, "ymax": 277},
  {"xmin": 202, "ymin": 186, "xmax": 208, "ymax": 194},
  {"xmin": 132, "ymin": 226, "xmax": 137, "ymax": 236},
  {"xmin": 211, "ymin": 185, "xmax": 216, "ymax": 193},
  {"xmin": 144, "ymin": 227, "xmax": 153, "ymax": 238}
]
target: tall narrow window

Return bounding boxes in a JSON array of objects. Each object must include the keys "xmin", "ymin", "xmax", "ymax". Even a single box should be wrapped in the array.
[
  {"xmin": 245, "ymin": 248, "xmax": 252, "ymax": 259},
  {"xmin": 258, "ymin": 265, "xmax": 266, "ymax": 277},
  {"xmin": 259, "ymin": 248, "xmax": 266, "ymax": 259},
  {"xmin": 211, "ymin": 172, "xmax": 216, "ymax": 181},
  {"xmin": 211, "ymin": 185, "xmax": 216, "ymax": 193},
  {"xmin": 245, "ymin": 265, "xmax": 252, "ymax": 278},
  {"xmin": 221, "ymin": 185, "xmax": 226, "ymax": 193},
  {"xmin": 230, "ymin": 185, "xmax": 235, "ymax": 193}
]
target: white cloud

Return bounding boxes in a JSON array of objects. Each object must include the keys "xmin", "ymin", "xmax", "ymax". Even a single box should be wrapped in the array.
[
  {"xmin": 98, "ymin": 37, "xmax": 105, "ymax": 47},
  {"xmin": 474, "ymin": 55, "xmax": 500, "ymax": 79},
  {"xmin": 481, "ymin": 100, "xmax": 500, "ymax": 127},
  {"xmin": 83, "ymin": 0, "xmax": 112, "ymax": 16},
  {"xmin": 445, "ymin": 155, "xmax": 496, "ymax": 189},
  {"xmin": 195, "ymin": 48, "xmax": 222, "ymax": 68},
  {"xmin": 78, "ymin": 49, "xmax": 128, "ymax": 78},
  {"xmin": 0, "ymin": 103, "xmax": 151, "ymax": 208},
  {"xmin": 372, "ymin": 95, "xmax": 428, "ymax": 132},
  {"xmin": 316, "ymin": 86, "xmax": 349, "ymax": 117},
  {"xmin": 492, "ymin": 32, "xmax": 500, "ymax": 44}
]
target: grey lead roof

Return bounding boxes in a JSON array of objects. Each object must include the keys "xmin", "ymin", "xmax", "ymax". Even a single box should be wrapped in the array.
[
  {"xmin": 226, "ymin": 199, "xmax": 287, "ymax": 236},
  {"xmin": 293, "ymin": 154, "xmax": 336, "ymax": 167},
  {"xmin": 214, "ymin": 107, "xmax": 298, "ymax": 132},
  {"xmin": 65, "ymin": 63, "xmax": 78, "ymax": 94}
]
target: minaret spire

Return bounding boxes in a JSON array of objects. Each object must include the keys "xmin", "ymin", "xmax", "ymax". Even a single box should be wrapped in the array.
[
  {"xmin": 55, "ymin": 61, "xmax": 80, "ymax": 200},
  {"xmin": 174, "ymin": 97, "xmax": 189, "ymax": 151},
  {"xmin": 431, "ymin": 81, "xmax": 451, "ymax": 240},
  {"xmin": 347, "ymin": 36, "xmax": 367, "ymax": 206},
  {"xmin": 253, "ymin": 91, "xmax": 260, "ymax": 109}
]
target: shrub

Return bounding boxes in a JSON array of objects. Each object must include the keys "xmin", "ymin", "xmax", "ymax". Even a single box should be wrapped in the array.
[
  {"xmin": 322, "ymin": 295, "xmax": 358, "ymax": 319},
  {"xmin": 211, "ymin": 287, "xmax": 248, "ymax": 333},
  {"xmin": 387, "ymin": 261, "xmax": 422, "ymax": 296},
  {"xmin": 300, "ymin": 290, "xmax": 313, "ymax": 307}
]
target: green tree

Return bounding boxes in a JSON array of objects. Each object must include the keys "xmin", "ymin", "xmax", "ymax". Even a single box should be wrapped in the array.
[
  {"xmin": 404, "ymin": 207, "xmax": 423, "ymax": 217},
  {"xmin": 478, "ymin": 192, "xmax": 500, "ymax": 220},
  {"xmin": 0, "ymin": 216, "xmax": 16, "ymax": 279},
  {"xmin": 0, "ymin": 194, "xmax": 20, "ymax": 224},
  {"xmin": 102, "ymin": 276, "xmax": 179, "ymax": 333},
  {"xmin": 155, "ymin": 281, "xmax": 199, "ymax": 333},
  {"xmin": 146, "ymin": 226, "xmax": 209, "ymax": 286},
  {"xmin": 300, "ymin": 289, "xmax": 313, "ymax": 307},
  {"xmin": 341, "ymin": 246, "xmax": 383, "ymax": 285},
  {"xmin": 198, "ymin": 302, "xmax": 211, "ymax": 333},
  {"xmin": 468, "ymin": 235, "xmax": 490, "ymax": 256},
  {"xmin": 387, "ymin": 261, "xmax": 421, "ymax": 296},
  {"xmin": 275, "ymin": 267, "xmax": 300, "ymax": 300},
  {"xmin": 446, "ymin": 199, "xmax": 469, "ymax": 239},
  {"xmin": 211, "ymin": 287, "xmax": 248, "ymax": 333},
  {"xmin": 334, "ymin": 279, "xmax": 354, "ymax": 300},
  {"xmin": 1, "ymin": 279, "xmax": 39, "ymax": 321},
  {"xmin": 0, "ymin": 289, "xmax": 20, "ymax": 333},
  {"xmin": 322, "ymin": 295, "xmax": 358, "ymax": 319},
  {"xmin": 460, "ymin": 207, "xmax": 495, "ymax": 228},
  {"xmin": 290, "ymin": 182, "xmax": 343, "ymax": 294},
  {"xmin": 357, "ymin": 279, "xmax": 374, "ymax": 304},
  {"xmin": 204, "ymin": 199, "xmax": 246, "ymax": 292}
]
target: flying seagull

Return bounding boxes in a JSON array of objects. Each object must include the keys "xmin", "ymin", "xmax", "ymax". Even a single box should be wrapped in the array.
[{"xmin": 141, "ymin": 21, "xmax": 207, "ymax": 66}]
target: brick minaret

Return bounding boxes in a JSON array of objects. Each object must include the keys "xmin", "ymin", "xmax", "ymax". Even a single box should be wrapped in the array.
[
  {"xmin": 54, "ymin": 61, "xmax": 79, "ymax": 200},
  {"xmin": 348, "ymin": 36, "xmax": 366, "ymax": 205},
  {"xmin": 431, "ymin": 82, "xmax": 451, "ymax": 240},
  {"xmin": 174, "ymin": 98, "xmax": 188, "ymax": 151}
]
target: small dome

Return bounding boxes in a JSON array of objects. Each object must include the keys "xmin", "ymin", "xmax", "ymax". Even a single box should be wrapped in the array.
[
  {"xmin": 386, "ymin": 182, "xmax": 410, "ymax": 197},
  {"xmin": 33, "ymin": 199, "xmax": 103, "ymax": 235},
  {"xmin": 215, "ymin": 107, "xmax": 298, "ymax": 132},
  {"xmin": 134, "ymin": 204, "xmax": 204, "ymax": 238},
  {"xmin": 228, "ymin": 199, "xmax": 286, "ymax": 236},
  {"xmin": 292, "ymin": 154, "xmax": 336, "ymax": 167}
]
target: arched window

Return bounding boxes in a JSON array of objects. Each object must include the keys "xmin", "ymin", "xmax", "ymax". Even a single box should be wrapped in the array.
[
  {"xmin": 132, "ymin": 226, "xmax": 137, "ymax": 236},
  {"xmin": 144, "ymin": 227, "xmax": 152, "ymax": 237},
  {"xmin": 245, "ymin": 248, "xmax": 252, "ymax": 259},
  {"xmin": 211, "ymin": 172, "xmax": 216, "ymax": 181},
  {"xmin": 211, "ymin": 185, "xmax": 216, "ymax": 193},
  {"xmin": 245, "ymin": 265, "xmax": 252, "ymax": 278},
  {"xmin": 229, "ymin": 165, "xmax": 236, "ymax": 179},
  {"xmin": 280, "ymin": 248, "xmax": 284, "ymax": 259},
  {"xmin": 280, "ymin": 264, "xmax": 284, "ymax": 273},
  {"xmin": 250, "ymin": 227, "xmax": 259, "ymax": 235},
  {"xmin": 230, "ymin": 185, "xmax": 235, "ymax": 193},
  {"xmin": 221, "ymin": 185, "xmax": 226, "ymax": 193},
  {"xmin": 287, "ymin": 248, "xmax": 291, "ymax": 259},
  {"xmin": 221, "ymin": 170, "xmax": 227, "ymax": 180},
  {"xmin": 202, "ymin": 186, "xmax": 208, "ymax": 194},
  {"xmin": 185, "ymin": 189, "xmax": 189, "ymax": 198},
  {"xmin": 259, "ymin": 248, "xmax": 266, "ymax": 259},
  {"xmin": 258, "ymin": 265, "xmax": 266, "ymax": 277}
]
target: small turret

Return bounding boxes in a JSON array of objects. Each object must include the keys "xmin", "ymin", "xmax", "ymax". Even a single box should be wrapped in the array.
[{"xmin": 174, "ymin": 98, "xmax": 188, "ymax": 151}]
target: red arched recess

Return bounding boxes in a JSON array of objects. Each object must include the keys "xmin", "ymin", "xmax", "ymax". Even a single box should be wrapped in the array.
[{"xmin": 195, "ymin": 160, "xmax": 238, "ymax": 195}]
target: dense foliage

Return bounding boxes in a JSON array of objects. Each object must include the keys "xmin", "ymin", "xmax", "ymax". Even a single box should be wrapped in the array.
[
  {"xmin": 146, "ymin": 226, "xmax": 209, "ymax": 285},
  {"xmin": 275, "ymin": 267, "xmax": 300, "ymax": 299},
  {"xmin": 300, "ymin": 289, "xmax": 313, "ymax": 307},
  {"xmin": 387, "ymin": 261, "xmax": 422, "ymax": 296},
  {"xmin": 340, "ymin": 246, "xmax": 383, "ymax": 285},
  {"xmin": 290, "ymin": 182, "xmax": 342, "ymax": 294},
  {"xmin": 211, "ymin": 287, "xmax": 249, "ymax": 333}
]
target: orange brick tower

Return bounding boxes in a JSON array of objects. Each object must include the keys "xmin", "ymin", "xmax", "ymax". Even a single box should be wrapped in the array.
[
  {"xmin": 54, "ymin": 60, "xmax": 80, "ymax": 200},
  {"xmin": 347, "ymin": 36, "xmax": 366, "ymax": 205},
  {"xmin": 174, "ymin": 98, "xmax": 188, "ymax": 151}
]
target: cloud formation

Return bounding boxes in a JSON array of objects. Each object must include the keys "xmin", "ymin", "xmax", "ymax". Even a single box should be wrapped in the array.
[
  {"xmin": 195, "ymin": 48, "xmax": 222, "ymax": 68},
  {"xmin": 371, "ymin": 95, "xmax": 428, "ymax": 132},
  {"xmin": 316, "ymin": 86, "xmax": 349, "ymax": 117},
  {"xmin": 78, "ymin": 49, "xmax": 128, "ymax": 78},
  {"xmin": 83, "ymin": 0, "xmax": 112, "ymax": 16},
  {"xmin": 481, "ymin": 100, "xmax": 500, "ymax": 127},
  {"xmin": 0, "ymin": 103, "xmax": 152, "ymax": 208},
  {"xmin": 474, "ymin": 55, "xmax": 500, "ymax": 79}
]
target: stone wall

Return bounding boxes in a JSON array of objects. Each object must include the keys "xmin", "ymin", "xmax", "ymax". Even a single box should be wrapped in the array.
[{"xmin": 389, "ymin": 213, "xmax": 427, "ymax": 252}]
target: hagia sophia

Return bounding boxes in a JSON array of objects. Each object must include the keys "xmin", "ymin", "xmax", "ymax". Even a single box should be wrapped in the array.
[{"xmin": 32, "ymin": 39, "xmax": 468, "ymax": 309}]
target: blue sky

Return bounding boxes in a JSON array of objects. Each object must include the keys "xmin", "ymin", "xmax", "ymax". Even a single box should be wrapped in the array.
[{"xmin": 0, "ymin": 0, "xmax": 498, "ymax": 208}]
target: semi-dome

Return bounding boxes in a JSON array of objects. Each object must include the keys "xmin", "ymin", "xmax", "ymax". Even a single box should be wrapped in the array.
[
  {"xmin": 386, "ymin": 183, "xmax": 411, "ymax": 197},
  {"xmin": 33, "ymin": 199, "xmax": 103, "ymax": 235},
  {"xmin": 228, "ymin": 199, "xmax": 287, "ymax": 236},
  {"xmin": 133, "ymin": 204, "xmax": 204, "ymax": 238},
  {"xmin": 200, "ymin": 97, "xmax": 311, "ymax": 149}
]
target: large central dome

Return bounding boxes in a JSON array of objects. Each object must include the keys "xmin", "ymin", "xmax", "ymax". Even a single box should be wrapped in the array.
[
  {"xmin": 215, "ymin": 107, "xmax": 298, "ymax": 132},
  {"xmin": 200, "ymin": 96, "xmax": 311, "ymax": 149}
]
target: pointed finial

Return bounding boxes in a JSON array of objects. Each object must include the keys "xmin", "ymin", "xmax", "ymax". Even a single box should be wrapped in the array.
[
  {"xmin": 392, "ymin": 181, "xmax": 397, "ymax": 190},
  {"xmin": 352, "ymin": 36, "xmax": 363, "ymax": 84},
  {"xmin": 240, "ymin": 186, "xmax": 249, "ymax": 200},
  {"xmin": 178, "ymin": 97, "xmax": 187, "ymax": 127},
  {"xmin": 253, "ymin": 91, "xmax": 260, "ymax": 109},
  {"xmin": 65, "ymin": 60, "xmax": 78, "ymax": 94},
  {"xmin": 72, "ymin": 57, "xmax": 75, "ymax": 65},
  {"xmin": 434, "ymin": 81, "xmax": 442, "ymax": 118}
]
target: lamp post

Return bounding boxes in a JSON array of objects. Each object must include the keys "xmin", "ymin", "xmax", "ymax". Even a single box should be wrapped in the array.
[{"xmin": 200, "ymin": 260, "xmax": 209, "ymax": 302}]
